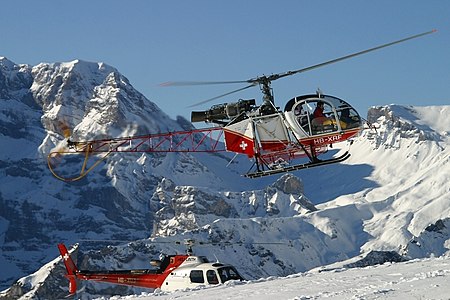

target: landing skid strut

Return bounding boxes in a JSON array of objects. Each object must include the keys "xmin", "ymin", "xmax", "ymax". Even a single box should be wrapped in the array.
[{"xmin": 245, "ymin": 151, "xmax": 351, "ymax": 178}]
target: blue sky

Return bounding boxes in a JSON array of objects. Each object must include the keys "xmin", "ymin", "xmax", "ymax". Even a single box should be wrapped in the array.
[{"xmin": 1, "ymin": 0, "xmax": 449, "ymax": 122}]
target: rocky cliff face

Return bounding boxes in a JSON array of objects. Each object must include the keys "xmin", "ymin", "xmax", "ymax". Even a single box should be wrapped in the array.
[{"xmin": 151, "ymin": 174, "xmax": 316, "ymax": 236}]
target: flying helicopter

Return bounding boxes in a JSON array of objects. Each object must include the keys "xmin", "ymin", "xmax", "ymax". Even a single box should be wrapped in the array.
[
  {"xmin": 47, "ymin": 30, "xmax": 436, "ymax": 181},
  {"xmin": 58, "ymin": 239, "xmax": 245, "ymax": 294}
]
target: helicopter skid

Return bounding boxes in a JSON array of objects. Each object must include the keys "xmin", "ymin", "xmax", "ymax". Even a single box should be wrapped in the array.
[{"xmin": 245, "ymin": 151, "xmax": 351, "ymax": 178}]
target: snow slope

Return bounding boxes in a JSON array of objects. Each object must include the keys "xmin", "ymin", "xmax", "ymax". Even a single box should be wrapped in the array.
[
  {"xmin": 299, "ymin": 105, "xmax": 449, "ymax": 254},
  {"xmin": 116, "ymin": 254, "xmax": 450, "ymax": 300}
]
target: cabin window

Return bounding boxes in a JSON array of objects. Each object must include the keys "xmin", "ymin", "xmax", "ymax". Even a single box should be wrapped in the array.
[
  {"xmin": 189, "ymin": 270, "xmax": 204, "ymax": 283},
  {"xmin": 206, "ymin": 270, "xmax": 219, "ymax": 284}
]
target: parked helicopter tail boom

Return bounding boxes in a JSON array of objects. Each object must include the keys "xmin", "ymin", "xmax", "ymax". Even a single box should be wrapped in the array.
[{"xmin": 57, "ymin": 243, "xmax": 191, "ymax": 294}]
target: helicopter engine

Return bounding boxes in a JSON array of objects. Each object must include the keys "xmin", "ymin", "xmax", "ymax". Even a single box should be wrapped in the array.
[{"xmin": 191, "ymin": 99, "xmax": 256, "ymax": 124}]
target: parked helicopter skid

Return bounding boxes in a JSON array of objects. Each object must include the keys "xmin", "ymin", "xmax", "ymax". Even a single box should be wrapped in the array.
[{"xmin": 58, "ymin": 240, "xmax": 245, "ymax": 294}]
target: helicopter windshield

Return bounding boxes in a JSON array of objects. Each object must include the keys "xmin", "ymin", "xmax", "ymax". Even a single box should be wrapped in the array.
[
  {"xmin": 217, "ymin": 266, "xmax": 244, "ymax": 283},
  {"xmin": 286, "ymin": 94, "xmax": 361, "ymax": 136}
]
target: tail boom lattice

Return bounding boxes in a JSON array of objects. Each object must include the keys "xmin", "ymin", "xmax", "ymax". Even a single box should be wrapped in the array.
[{"xmin": 48, "ymin": 127, "xmax": 225, "ymax": 182}]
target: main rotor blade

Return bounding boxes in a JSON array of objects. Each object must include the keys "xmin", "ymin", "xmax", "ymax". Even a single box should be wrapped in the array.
[
  {"xmin": 160, "ymin": 80, "xmax": 250, "ymax": 87},
  {"xmin": 273, "ymin": 29, "xmax": 437, "ymax": 81},
  {"xmin": 187, "ymin": 83, "xmax": 256, "ymax": 107}
]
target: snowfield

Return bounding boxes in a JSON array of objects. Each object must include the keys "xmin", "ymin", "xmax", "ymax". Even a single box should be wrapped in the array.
[{"xmin": 107, "ymin": 255, "xmax": 450, "ymax": 300}]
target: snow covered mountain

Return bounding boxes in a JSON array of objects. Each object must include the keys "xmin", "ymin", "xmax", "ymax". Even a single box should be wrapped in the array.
[
  {"xmin": 0, "ymin": 56, "xmax": 449, "ymax": 299},
  {"xmin": 0, "ymin": 56, "xmax": 302, "ymax": 297}
]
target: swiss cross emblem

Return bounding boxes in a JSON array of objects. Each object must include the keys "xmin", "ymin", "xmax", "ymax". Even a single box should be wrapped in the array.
[
  {"xmin": 63, "ymin": 253, "xmax": 70, "ymax": 261},
  {"xmin": 239, "ymin": 140, "xmax": 248, "ymax": 150}
]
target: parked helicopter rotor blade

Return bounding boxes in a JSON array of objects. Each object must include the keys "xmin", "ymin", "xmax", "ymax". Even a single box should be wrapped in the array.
[
  {"xmin": 271, "ymin": 29, "xmax": 437, "ymax": 82},
  {"xmin": 187, "ymin": 83, "xmax": 257, "ymax": 107},
  {"xmin": 160, "ymin": 80, "xmax": 250, "ymax": 87},
  {"xmin": 79, "ymin": 238, "xmax": 291, "ymax": 246}
]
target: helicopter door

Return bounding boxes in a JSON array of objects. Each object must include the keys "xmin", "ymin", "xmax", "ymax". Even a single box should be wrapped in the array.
[{"xmin": 292, "ymin": 102, "xmax": 312, "ymax": 135}]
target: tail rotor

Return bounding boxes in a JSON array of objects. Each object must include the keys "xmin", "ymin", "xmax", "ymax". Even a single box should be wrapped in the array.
[{"xmin": 57, "ymin": 243, "xmax": 79, "ymax": 295}]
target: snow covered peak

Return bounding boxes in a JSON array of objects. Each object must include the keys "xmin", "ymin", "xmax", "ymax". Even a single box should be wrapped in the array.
[
  {"xmin": 0, "ymin": 57, "xmax": 30, "ymax": 73},
  {"xmin": 31, "ymin": 59, "xmax": 119, "ymax": 110},
  {"xmin": 0, "ymin": 57, "xmax": 32, "ymax": 99},
  {"xmin": 30, "ymin": 58, "xmax": 175, "ymax": 156},
  {"xmin": 367, "ymin": 105, "xmax": 448, "ymax": 145},
  {"xmin": 0, "ymin": 56, "xmax": 15, "ymax": 69}
]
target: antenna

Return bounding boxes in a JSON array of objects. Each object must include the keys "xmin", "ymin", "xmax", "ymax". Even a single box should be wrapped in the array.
[{"xmin": 316, "ymin": 88, "xmax": 323, "ymax": 97}]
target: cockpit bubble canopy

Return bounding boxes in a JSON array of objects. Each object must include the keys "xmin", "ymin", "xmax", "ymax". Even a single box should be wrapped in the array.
[{"xmin": 284, "ymin": 94, "xmax": 362, "ymax": 136}]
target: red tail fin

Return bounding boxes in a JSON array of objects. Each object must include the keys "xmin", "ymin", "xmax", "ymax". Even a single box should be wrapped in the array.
[{"xmin": 57, "ymin": 243, "xmax": 78, "ymax": 294}]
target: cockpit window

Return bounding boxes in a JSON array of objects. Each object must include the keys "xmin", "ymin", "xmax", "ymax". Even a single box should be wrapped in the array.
[
  {"xmin": 309, "ymin": 100, "xmax": 339, "ymax": 134},
  {"xmin": 318, "ymin": 96, "xmax": 361, "ymax": 129},
  {"xmin": 336, "ymin": 106, "xmax": 361, "ymax": 129},
  {"xmin": 217, "ymin": 267, "xmax": 243, "ymax": 283}
]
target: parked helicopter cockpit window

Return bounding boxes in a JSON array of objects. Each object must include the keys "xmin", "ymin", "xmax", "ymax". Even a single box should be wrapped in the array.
[
  {"xmin": 218, "ymin": 266, "xmax": 244, "ymax": 283},
  {"xmin": 189, "ymin": 270, "xmax": 204, "ymax": 283},
  {"xmin": 206, "ymin": 270, "xmax": 219, "ymax": 284},
  {"xmin": 155, "ymin": 255, "xmax": 171, "ymax": 273}
]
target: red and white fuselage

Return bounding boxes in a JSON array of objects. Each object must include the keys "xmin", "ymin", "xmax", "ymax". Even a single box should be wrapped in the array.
[
  {"xmin": 58, "ymin": 243, "xmax": 243, "ymax": 294},
  {"xmin": 223, "ymin": 94, "xmax": 363, "ymax": 162}
]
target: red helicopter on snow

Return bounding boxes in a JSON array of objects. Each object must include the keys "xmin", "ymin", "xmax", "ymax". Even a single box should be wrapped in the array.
[
  {"xmin": 58, "ymin": 240, "xmax": 244, "ymax": 294},
  {"xmin": 47, "ymin": 30, "xmax": 435, "ymax": 181}
]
